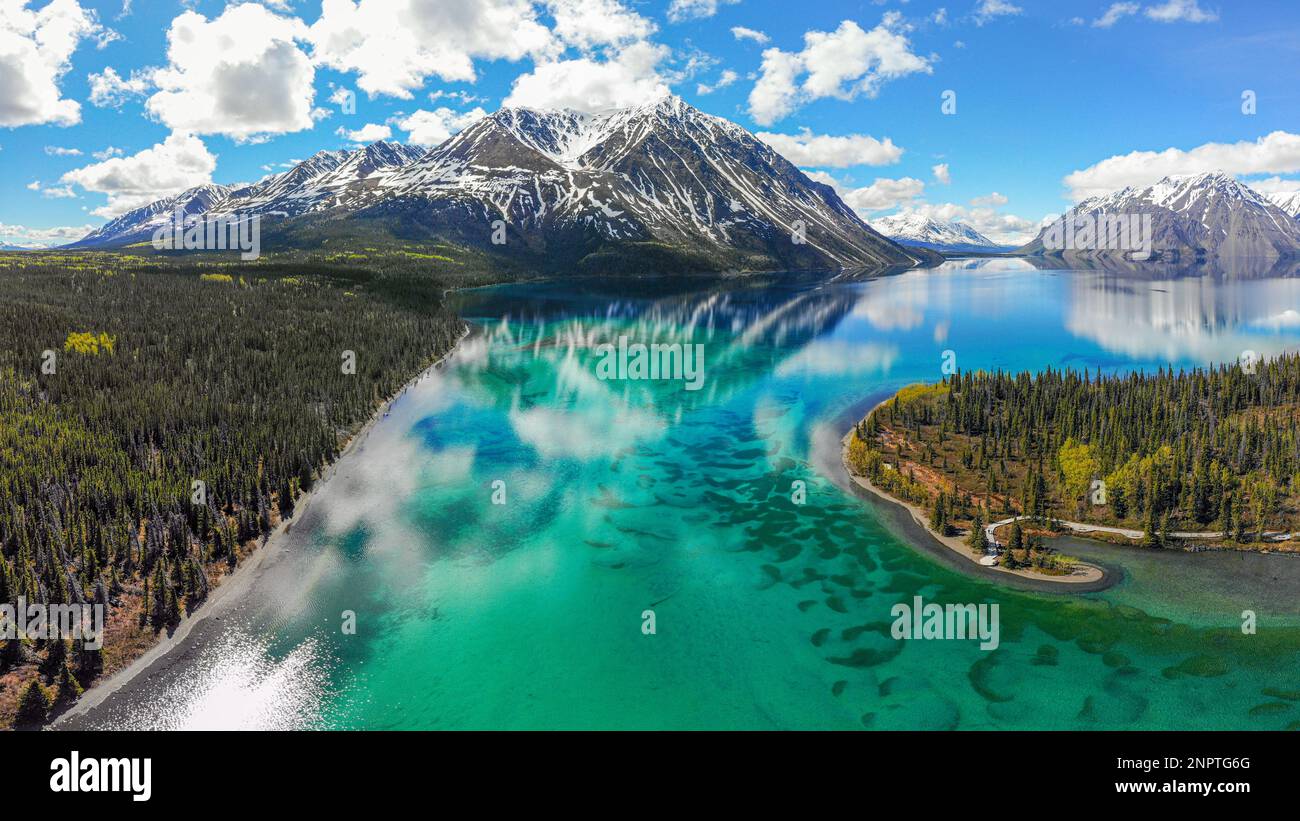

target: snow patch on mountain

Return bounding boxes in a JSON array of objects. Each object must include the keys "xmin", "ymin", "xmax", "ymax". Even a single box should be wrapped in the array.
[{"xmin": 870, "ymin": 212, "xmax": 998, "ymax": 250}]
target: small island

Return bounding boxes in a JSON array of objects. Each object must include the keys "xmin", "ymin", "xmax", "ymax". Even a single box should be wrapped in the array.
[{"xmin": 845, "ymin": 354, "xmax": 1300, "ymax": 582}]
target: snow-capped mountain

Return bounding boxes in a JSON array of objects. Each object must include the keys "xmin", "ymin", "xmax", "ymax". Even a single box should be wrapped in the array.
[
  {"xmin": 73, "ymin": 183, "xmax": 233, "ymax": 248},
  {"xmin": 870, "ymin": 212, "xmax": 1000, "ymax": 252},
  {"xmin": 1022, "ymin": 171, "xmax": 1300, "ymax": 258},
  {"xmin": 1267, "ymin": 190, "xmax": 1300, "ymax": 219},
  {"xmin": 69, "ymin": 142, "xmax": 425, "ymax": 248},
  {"xmin": 69, "ymin": 97, "xmax": 924, "ymax": 272}
]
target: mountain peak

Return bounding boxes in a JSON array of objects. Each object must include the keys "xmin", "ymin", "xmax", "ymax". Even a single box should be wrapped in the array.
[
  {"xmin": 872, "ymin": 212, "xmax": 998, "ymax": 250},
  {"xmin": 1026, "ymin": 170, "xmax": 1300, "ymax": 257},
  {"xmin": 67, "ymin": 97, "xmax": 923, "ymax": 271}
]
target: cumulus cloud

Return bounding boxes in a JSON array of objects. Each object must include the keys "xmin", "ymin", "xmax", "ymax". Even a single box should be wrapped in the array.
[
  {"xmin": 730, "ymin": 25, "xmax": 769, "ymax": 44},
  {"xmin": 1145, "ymin": 0, "xmax": 1218, "ymax": 23},
  {"xmin": 973, "ymin": 0, "xmax": 1022, "ymax": 25},
  {"xmin": 1063, "ymin": 131, "xmax": 1300, "ymax": 200},
  {"xmin": 502, "ymin": 41, "xmax": 670, "ymax": 112},
  {"xmin": 336, "ymin": 122, "xmax": 391, "ymax": 142},
  {"xmin": 747, "ymin": 15, "xmax": 932, "ymax": 125},
  {"xmin": 0, "ymin": 0, "xmax": 104, "ymax": 126},
  {"xmin": 145, "ymin": 4, "xmax": 317, "ymax": 142},
  {"xmin": 87, "ymin": 65, "xmax": 152, "ymax": 107},
  {"xmin": 756, "ymin": 128, "xmax": 903, "ymax": 167},
  {"xmin": 309, "ymin": 0, "xmax": 554, "ymax": 98},
  {"xmin": 391, "ymin": 106, "xmax": 487, "ymax": 146},
  {"xmin": 60, "ymin": 131, "xmax": 216, "ymax": 218},
  {"xmin": 667, "ymin": 0, "xmax": 738, "ymax": 23},
  {"xmin": 0, "ymin": 221, "xmax": 96, "ymax": 247},
  {"xmin": 696, "ymin": 68, "xmax": 737, "ymax": 95},
  {"xmin": 808, "ymin": 172, "xmax": 925, "ymax": 214},
  {"xmin": 546, "ymin": 0, "xmax": 653, "ymax": 51},
  {"xmin": 932, "ymin": 163, "xmax": 950, "ymax": 184},
  {"xmin": 44, "ymin": 145, "xmax": 82, "ymax": 156},
  {"xmin": 1248, "ymin": 176, "xmax": 1300, "ymax": 195}
]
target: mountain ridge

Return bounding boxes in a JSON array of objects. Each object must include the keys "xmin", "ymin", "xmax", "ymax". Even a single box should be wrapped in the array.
[
  {"xmin": 1020, "ymin": 171, "xmax": 1300, "ymax": 259},
  {"xmin": 870, "ymin": 212, "xmax": 1003, "ymax": 252},
  {"xmin": 68, "ymin": 96, "xmax": 930, "ymax": 274}
]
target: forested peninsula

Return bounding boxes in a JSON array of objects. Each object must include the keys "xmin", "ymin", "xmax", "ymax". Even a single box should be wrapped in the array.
[{"xmin": 847, "ymin": 354, "xmax": 1300, "ymax": 574}]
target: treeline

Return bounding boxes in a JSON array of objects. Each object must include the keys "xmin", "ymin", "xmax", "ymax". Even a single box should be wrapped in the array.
[
  {"xmin": 0, "ymin": 254, "xmax": 465, "ymax": 726},
  {"xmin": 857, "ymin": 355, "xmax": 1300, "ymax": 542}
]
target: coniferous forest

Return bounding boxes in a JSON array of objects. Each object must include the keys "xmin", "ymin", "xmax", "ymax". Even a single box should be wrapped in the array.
[
  {"xmin": 852, "ymin": 356, "xmax": 1300, "ymax": 554},
  {"xmin": 0, "ymin": 252, "xmax": 472, "ymax": 727}
]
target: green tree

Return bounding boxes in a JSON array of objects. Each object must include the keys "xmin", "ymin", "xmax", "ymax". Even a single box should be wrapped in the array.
[
  {"xmin": 967, "ymin": 511, "xmax": 988, "ymax": 554},
  {"xmin": 14, "ymin": 680, "xmax": 50, "ymax": 729},
  {"xmin": 54, "ymin": 662, "xmax": 84, "ymax": 709}
]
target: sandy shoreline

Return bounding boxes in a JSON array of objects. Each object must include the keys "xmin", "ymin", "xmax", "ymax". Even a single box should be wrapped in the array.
[
  {"xmin": 839, "ymin": 402, "xmax": 1113, "ymax": 592},
  {"xmin": 54, "ymin": 324, "xmax": 472, "ymax": 727}
]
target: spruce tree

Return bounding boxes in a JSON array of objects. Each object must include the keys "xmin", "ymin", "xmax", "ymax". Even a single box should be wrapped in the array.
[{"xmin": 14, "ymin": 680, "xmax": 50, "ymax": 729}]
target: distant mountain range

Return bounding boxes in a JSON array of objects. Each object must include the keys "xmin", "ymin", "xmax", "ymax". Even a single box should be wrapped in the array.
[
  {"xmin": 68, "ymin": 96, "xmax": 933, "ymax": 274},
  {"xmin": 0, "ymin": 243, "xmax": 32, "ymax": 251},
  {"xmin": 1021, "ymin": 171, "xmax": 1300, "ymax": 259},
  {"xmin": 1267, "ymin": 190, "xmax": 1300, "ymax": 219},
  {"xmin": 870, "ymin": 212, "xmax": 1006, "ymax": 253}
]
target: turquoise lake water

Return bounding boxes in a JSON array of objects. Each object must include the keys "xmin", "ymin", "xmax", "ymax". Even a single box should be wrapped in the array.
[{"xmin": 71, "ymin": 258, "xmax": 1300, "ymax": 730}]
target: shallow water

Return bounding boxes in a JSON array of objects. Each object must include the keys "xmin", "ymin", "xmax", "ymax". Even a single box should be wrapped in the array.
[{"xmin": 71, "ymin": 259, "xmax": 1300, "ymax": 730}]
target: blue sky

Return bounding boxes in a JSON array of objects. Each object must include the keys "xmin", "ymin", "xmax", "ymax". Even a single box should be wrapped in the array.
[{"xmin": 3, "ymin": 0, "xmax": 1299, "ymax": 246}]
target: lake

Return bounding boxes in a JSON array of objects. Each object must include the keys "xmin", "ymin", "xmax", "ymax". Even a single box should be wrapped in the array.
[{"xmin": 65, "ymin": 257, "xmax": 1300, "ymax": 730}]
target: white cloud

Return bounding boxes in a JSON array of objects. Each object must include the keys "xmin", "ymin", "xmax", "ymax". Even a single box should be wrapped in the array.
[
  {"xmin": 932, "ymin": 163, "xmax": 950, "ymax": 184},
  {"xmin": 41, "ymin": 184, "xmax": 76, "ymax": 198},
  {"xmin": 503, "ymin": 41, "xmax": 670, "ymax": 112},
  {"xmin": 747, "ymin": 15, "xmax": 932, "ymax": 125},
  {"xmin": 309, "ymin": 0, "xmax": 554, "ymax": 99},
  {"xmin": 60, "ymin": 131, "xmax": 216, "ymax": 218},
  {"xmin": 87, "ymin": 65, "xmax": 152, "ymax": 107},
  {"xmin": 1145, "ymin": 0, "xmax": 1218, "ymax": 23},
  {"xmin": 730, "ymin": 25, "xmax": 769, "ymax": 44},
  {"xmin": 973, "ymin": 0, "xmax": 1022, "ymax": 25},
  {"xmin": 1093, "ymin": 2, "xmax": 1139, "ymax": 28},
  {"xmin": 970, "ymin": 191, "xmax": 1007, "ymax": 207},
  {"xmin": 696, "ymin": 69, "xmax": 737, "ymax": 95},
  {"xmin": 756, "ymin": 128, "xmax": 903, "ymax": 167},
  {"xmin": 44, "ymin": 145, "xmax": 82, "ymax": 156},
  {"xmin": 146, "ymin": 4, "xmax": 317, "ymax": 141},
  {"xmin": 91, "ymin": 145, "xmax": 123, "ymax": 160},
  {"xmin": 336, "ymin": 122, "xmax": 391, "ymax": 142},
  {"xmin": 25, "ymin": 180, "xmax": 40, "ymax": 190},
  {"xmin": 1248, "ymin": 176, "xmax": 1300, "ymax": 195},
  {"xmin": 810, "ymin": 172, "xmax": 925, "ymax": 214},
  {"xmin": 546, "ymin": 0, "xmax": 653, "ymax": 51},
  {"xmin": 392, "ymin": 106, "xmax": 487, "ymax": 146},
  {"xmin": 667, "ymin": 0, "xmax": 737, "ymax": 23},
  {"xmin": 1064, "ymin": 131, "xmax": 1300, "ymax": 200},
  {"xmin": 0, "ymin": 0, "xmax": 104, "ymax": 126},
  {"xmin": 0, "ymin": 221, "xmax": 96, "ymax": 247}
]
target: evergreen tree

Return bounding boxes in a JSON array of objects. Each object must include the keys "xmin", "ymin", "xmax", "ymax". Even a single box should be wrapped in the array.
[
  {"xmin": 967, "ymin": 511, "xmax": 988, "ymax": 554},
  {"xmin": 54, "ymin": 662, "xmax": 84, "ymax": 709},
  {"xmin": 14, "ymin": 680, "xmax": 50, "ymax": 729}
]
